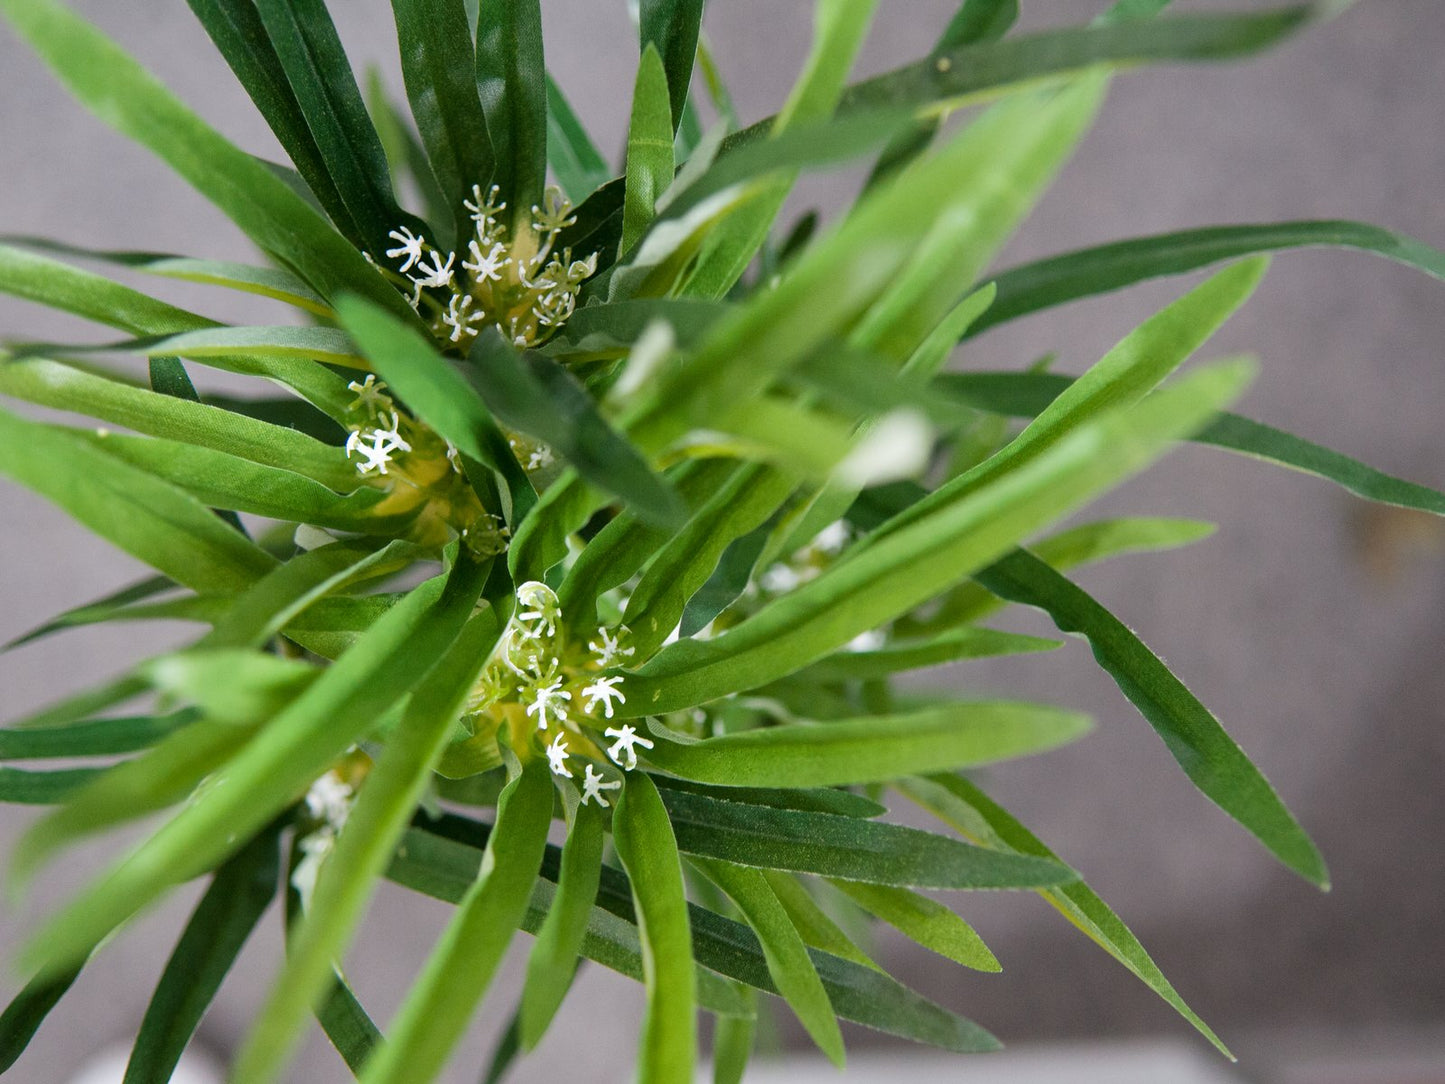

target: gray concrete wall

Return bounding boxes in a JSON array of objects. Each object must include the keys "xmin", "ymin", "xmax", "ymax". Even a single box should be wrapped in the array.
[{"xmin": 1, "ymin": 1, "xmax": 1442, "ymax": 1080}]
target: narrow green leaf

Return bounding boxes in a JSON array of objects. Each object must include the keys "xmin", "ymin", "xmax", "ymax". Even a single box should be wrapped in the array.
[
  {"xmin": 232, "ymin": 605, "xmax": 502, "ymax": 1084},
  {"xmin": 656, "ymin": 785, "xmax": 1075, "ymax": 890},
  {"xmin": 710, "ymin": 992, "xmax": 757, "ymax": 1084},
  {"xmin": 390, "ymin": 0, "xmax": 496, "ymax": 231},
  {"xmin": 519, "ymin": 800, "xmax": 605, "ymax": 1050},
  {"xmin": 693, "ymin": 858, "xmax": 844, "ymax": 1065},
  {"xmin": 613, "ymin": 773, "xmax": 696, "ymax": 1084},
  {"xmin": 644, "ymin": 701, "xmax": 1089, "ymax": 788},
  {"xmin": 0, "ymin": 406, "xmax": 277, "ymax": 595},
  {"xmin": 356, "ymin": 762, "xmax": 553, "ymax": 1084},
  {"xmin": 938, "ymin": 368, "xmax": 1445, "ymax": 519},
  {"xmin": 475, "ymin": 0, "xmax": 547, "ymax": 227},
  {"xmin": 0, "ymin": 766, "xmax": 102, "ymax": 805},
  {"xmin": 972, "ymin": 220, "xmax": 1445, "ymax": 337},
  {"xmin": 654, "ymin": 778, "xmax": 884, "ymax": 821},
  {"xmin": 899, "ymin": 772, "xmax": 1229, "ymax": 1056},
  {"xmin": 315, "ymin": 976, "xmax": 382, "ymax": 1075},
  {"xmin": 481, "ymin": 1004, "xmax": 524, "ymax": 1084},
  {"xmin": 0, "ymin": 964, "xmax": 83, "ymax": 1073},
  {"xmin": 466, "ymin": 330, "xmax": 683, "ymax": 526},
  {"xmin": 973, "ymin": 548, "xmax": 1327, "ymax": 887},
  {"xmin": 639, "ymin": 0, "xmax": 705, "ymax": 130},
  {"xmin": 20, "ymin": 556, "xmax": 487, "ymax": 978},
  {"xmin": 0, "ymin": 713, "xmax": 193, "ymax": 761},
  {"xmin": 760, "ymin": 870, "xmax": 876, "ymax": 970},
  {"xmin": 827, "ymin": 879, "xmax": 999, "ymax": 972},
  {"xmin": 3, "ymin": 574, "xmax": 176, "ymax": 654},
  {"xmin": 0, "ymin": 0, "xmax": 417, "ymax": 321},
  {"xmin": 622, "ymin": 45, "xmax": 677, "ymax": 254},
  {"xmin": 546, "ymin": 75, "xmax": 612, "ymax": 202},
  {"xmin": 620, "ymin": 361, "xmax": 1253, "ymax": 713},
  {"xmin": 792, "ymin": 626, "xmax": 1061, "ymax": 681},
  {"xmin": 123, "ymin": 823, "xmax": 279, "ymax": 1084}
]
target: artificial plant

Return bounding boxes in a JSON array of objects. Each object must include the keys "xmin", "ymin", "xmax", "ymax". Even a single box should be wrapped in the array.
[{"xmin": 0, "ymin": 0, "xmax": 1442, "ymax": 1082}]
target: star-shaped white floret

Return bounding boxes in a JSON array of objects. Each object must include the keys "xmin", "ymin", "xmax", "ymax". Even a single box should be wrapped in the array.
[
  {"xmin": 441, "ymin": 293, "xmax": 484, "ymax": 343},
  {"xmin": 515, "ymin": 581, "xmax": 559, "ymax": 636},
  {"xmin": 604, "ymin": 724, "xmax": 653, "ymax": 771},
  {"xmin": 580, "ymin": 763, "xmax": 622, "ymax": 807},
  {"xmin": 581, "ymin": 675, "xmax": 626, "ymax": 718},
  {"xmin": 385, "ymin": 227, "xmax": 426, "ymax": 272},
  {"xmin": 463, "ymin": 239, "xmax": 508, "ymax": 282},
  {"xmin": 588, "ymin": 627, "xmax": 635, "ymax": 669},
  {"xmin": 525, "ymin": 678, "xmax": 572, "ymax": 729},
  {"xmin": 347, "ymin": 430, "xmax": 399, "ymax": 476},
  {"xmin": 347, "ymin": 373, "xmax": 391, "ymax": 414},
  {"xmin": 545, "ymin": 732, "xmax": 573, "ymax": 778},
  {"xmin": 410, "ymin": 248, "xmax": 456, "ymax": 291},
  {"xmin": 304, "ymin": 771, "xmax": 353, "ymax": 829},
  {"xmin": 373, "ymin": 412, "xmax": 412, "ymax": 454},
  {"xmin": 525, "ymin": 445, "xmax": 554, "ymax": 471},
  {"xmin": 532, "ymin": 186, "xmax": 577, "ymax": 234},
  {"xmin": 464, "ymin": 183, "xmax": 506, "ymax": 225}
]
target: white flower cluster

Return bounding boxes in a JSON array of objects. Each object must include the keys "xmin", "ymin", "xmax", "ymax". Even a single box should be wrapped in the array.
[
  {"xmin": 342, "ymin": 374, "xmax": 420, "ymax": 479},
  {"xmin": 467, "ymin": 580, "xmax": 645, "ymax": 806},
  {"xmin": 290, "ymin": 770, "xmax": 354, "ymax": 911},
  {"xmin": 381, "ymin": 184, "xmax": 598, "ymax": 353}
]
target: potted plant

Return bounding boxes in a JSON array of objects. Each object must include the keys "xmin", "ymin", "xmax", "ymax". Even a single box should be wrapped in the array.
[{"xmin": 0, "ymin": 0, "xmax": 1441, "ymax": 1081}]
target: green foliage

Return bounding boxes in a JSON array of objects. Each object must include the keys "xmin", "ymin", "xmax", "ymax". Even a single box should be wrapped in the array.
[{"xmin": 0, "ymin": 1, "xmax": 1440, "ymax": 1081}]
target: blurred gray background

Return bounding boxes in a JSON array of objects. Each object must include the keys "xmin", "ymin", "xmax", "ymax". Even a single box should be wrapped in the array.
[{"xmin": 2, "ymin": 0, "xmax": 1443, "ymax": 1080}]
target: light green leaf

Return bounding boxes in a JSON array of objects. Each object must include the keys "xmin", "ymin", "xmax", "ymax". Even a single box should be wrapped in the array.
[
  {"xmin": 613, "ymin": 773, "xmax": 696, "ymax": 1084},
  {"xmin": 643, "ymin": 701, "xmax": 1089, "ymax": 788},
  {"xmin": 900, "ymin": 772, "xmax": 1229, "ymax": 1056},
  {"xmin": 519, "ymin": 800, "xmax": 605, "ymax": 1050},
  {"xmin": 620, "ymin": 360, "xmax": 1252, "ymax": 714},
  {"xmin": 622, "ymin": 45, "xmax": 677, "ymax": 255},
  {"xmin": 693, "ymin": 858, "xmax": 843, "ymax": 1065},
  {"xmin": 0, "ymin": 0, "xmax": 416, "ymax": 321},
  {"xmin": 827, "ymin": 879, "xmax": 999, "ymax": 972},
  {"xmin": 356, "ymin": 762, "xmax": 553, "ymax": 1084},
  {"xmin": 761, "ymin": 870, "xmax": 876, "ymax": 970},
  {"xmin": 710, "ymin": 993, "xmax": 757, "ymax": 1084}
]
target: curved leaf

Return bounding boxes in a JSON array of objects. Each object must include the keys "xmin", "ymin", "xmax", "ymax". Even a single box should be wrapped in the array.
[
  {"xmin": 474, "ymin": 0, "xmax": 547, "ymax": 226},
  {"xmin": 827, "ymin": 879, "xmax": 999, "ymax": 972},
  {"xmin": 622, "ymin": 45, "xmax": 676, "ymax": 254},
  {"xmin": 639, "ymin": 0, "xmax": 705, "ymax": 130}
]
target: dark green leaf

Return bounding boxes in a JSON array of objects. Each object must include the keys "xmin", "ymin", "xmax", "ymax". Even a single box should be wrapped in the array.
[
  {"xmin": 475, "ymin": 0, "xmax": 547, "ymax": 225},
  {"xmin": 971, "ymin": 220, "xmax": 1445, "ymax": 338},
  {"xmin": 0, "ymin": 766, "xmax": 102, "ymax": 805},
  {"xmin": 974, "ymin": 549, "xmax": 1327, "ymax": 887},
  {"xmin": 3, "ymin": 575, "xmax": 177, "ymax": 653},
  {"xmin": 0, "ymin": 963, "xmax": 83, "ymax": 1073},
  {"xmin": 653, "ymin": 777, "xmax": 884, "ymax": 820},
  {"xmin": 639, "ymin": 0, "xmax": 705, "ymax": 130},
  {"xmin": 123, "ymin": 823, "xmax": 280, "ymax": 1084},
  {"xmin": 546, "ymin": 75, "xmax": 612, "ymax": 203},
  {"xmin": 466, "ymin": 330, "xmax": 683, "ymax": 526},
  {"xmin": 792, "ymin": 626, "xmax": 1061, "ymax": 681},
  {"xmin": 0, "ymin": 713, "xmax": 193, "ymax": 761},
  {"xmin": 390, "ymin": 0, "xmax": 496, "ymax": 232},
  {"xmin": 622, "ymin": 45, "xmax": 677, "ymax": 255},
  {"xmin": 655, "ymin": 786, "xmax": 1076, "ymax": 889}
]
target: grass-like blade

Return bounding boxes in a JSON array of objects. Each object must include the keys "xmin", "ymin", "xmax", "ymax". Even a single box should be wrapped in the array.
[
  {"xmin": 620, "ymin": 361, "xmax": 1252, "ymax": 714},
  {"xmin": 622, "ymin": 45, "xmax": 676, "ymax": 255},
  {"xmin": 232, "ymin": 605, "xmax": 501, "ymax": 1084},
  {"xmin": 0, "ymin": 963, "xmax": 83, "ymax": 1073},
  {"xmin": 827, "ymin": 879, "xmax": 999, "ymax": 972},
  {"xmin": 971, "ymin": 220, "xmax": 1445, "ymax": 338},
  {"xmin": 519, "ymin": 800, "xmax": 605, "ymax": 1050},
  {"xmin": 791, "ymin": 626, "xmax": 1061, "ymax": 681},
  {"xmin": 692, "ymin": 857, "xmax": 844, "ymax": 1066},
  {"xmin": 0, "ymin": 767, "xmax": 102, "ymax": 805},
  {"xmin": 467, "ymin": 330, "xmax": 684, "ymax": 527},
  {"xmin": 613, "ymin": 773, "xmax": 696, "ymax": 1084},
  {"xmin": 939, "ymin": 369, "xmax": 1445, "ymax": 517},
  {"xmin": 546, "ymin": 75, "xmax": 612, "ymax": 203},
  {"xmin": 653, "ymin": 778, "xmax": 884, "ymax": 821},
  {"xmin": 356, "ymin": 762, "xmax": 553, "ymax": 1084},
  {"xmin": 3, "ymin": 574, "xmax": 176, "ymax": 654},
  {"xmin": 0, "ymin": 713, "xmax": 193, "ymax": 761},
  {"xmin": 252, "ymin": 0, "xmax": 414, "ymax": 257},
  {"xmin": 0, "ymin": 406, "xmax": 277, "ymax": 595},
  {"xmin": 122, "ymin": 822, "xmax": 280, "ymax": 1084},
  {"xmin": 656, "ymin": 785, "xmax": 1075, "ymax": 890},
  {"xmin": 20, "ymin": 555, "xmax": 488, "ymax": 978},
  {"xmin": 390, "ymin": 0, "xmax": 496, "ymax": 233},
  {"xmin": 899, "ymin": 772, "xmax": 1229, "ymax": 1055},
  {"xmin": 710, "ymin": 991, "xmax": 756, "ymax": 1084},
  {"xmin": 0, "ymin": 0, "xmax": 416, "ymax": 322},
  {"xmin": 973, "ymin": 548, "xmax": 1327, "ymax": 887},
  {"xmin": 475, "ymin": 0, "xmax": 547, "ymax": 228},
  {"xmin": 643, "ymin": 701, "xmax": 1090, "ymax": 788}
]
